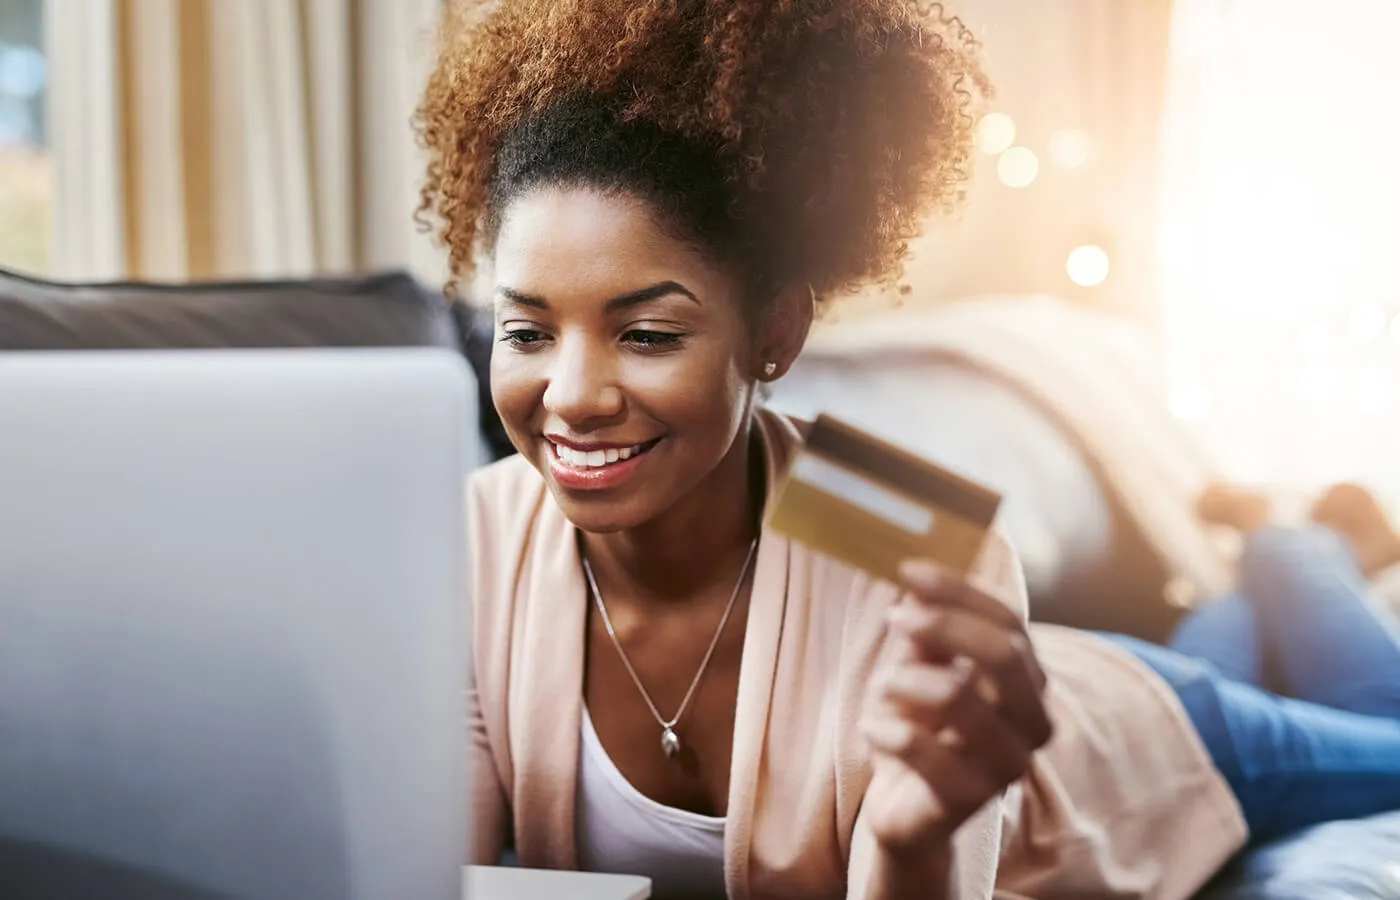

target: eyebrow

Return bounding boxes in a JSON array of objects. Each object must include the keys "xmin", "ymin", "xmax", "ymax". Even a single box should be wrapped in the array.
[{"xmin": 496, "ymin": 281, "xmax": 700, "ymax": 312}]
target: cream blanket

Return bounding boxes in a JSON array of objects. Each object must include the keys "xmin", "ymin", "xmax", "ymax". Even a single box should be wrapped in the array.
[{"xmin": 799, "ymin": 295, "xmax": 1234, "ymax": 600}]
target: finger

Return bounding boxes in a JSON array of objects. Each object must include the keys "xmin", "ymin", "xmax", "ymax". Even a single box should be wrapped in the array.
[
  {"xmin": 882, "ymin": 660, "xmax": 1034, "ymax": 785},
  {"xmin": 862, "ymin": 714, "xmax": 1007, "ymax": 827},
  {"xmin": 897, "ymin": 559, "xmax": 1024, "ymax": 631},
  {"xmin": 890, "ymin": 600, "xmax": 1048, "ymax": 694},
  {"xmin": 888, "ymin": 606, "xmax": 1053, "ymax": 749}
]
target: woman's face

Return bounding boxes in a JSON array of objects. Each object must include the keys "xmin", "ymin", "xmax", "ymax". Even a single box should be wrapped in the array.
[{"xmin": 490, "ymin": 187, "xmax": 764, "ymax": 533}]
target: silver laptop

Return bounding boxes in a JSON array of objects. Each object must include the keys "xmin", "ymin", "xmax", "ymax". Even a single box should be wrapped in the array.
[{"xmin": 0, "ymin": 349, "xmax": 474, "ymax": 900}]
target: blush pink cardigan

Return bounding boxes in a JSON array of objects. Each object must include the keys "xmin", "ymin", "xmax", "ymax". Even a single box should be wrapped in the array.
[{"xmin": 466, "ymin": 408, "xmax": 1247, "ymax": 899}]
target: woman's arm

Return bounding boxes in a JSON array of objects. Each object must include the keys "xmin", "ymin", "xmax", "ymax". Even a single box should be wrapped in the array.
[
  {"xmin": 463, "ymin": 475, "xmax": 516, "ymax": 865},
  {"xmin": 849, "ymin": 783, "xmax": 1004, "ymax": 900}
]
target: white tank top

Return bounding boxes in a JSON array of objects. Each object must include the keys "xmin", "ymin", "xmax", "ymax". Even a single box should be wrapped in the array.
[{"xmin": 575, "ymin": 708, "xmax": 727, "ymax": 900}]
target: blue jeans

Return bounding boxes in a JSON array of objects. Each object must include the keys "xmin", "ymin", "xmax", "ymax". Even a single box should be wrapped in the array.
[{"xmin": 1100, "ymin": 528, "xmax": 1400, "ymax": 844}]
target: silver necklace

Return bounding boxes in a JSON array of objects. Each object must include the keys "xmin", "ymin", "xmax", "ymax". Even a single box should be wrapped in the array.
[{"xmin": 582, "ymin": 538, "xmax": 759, "ymax": 760}]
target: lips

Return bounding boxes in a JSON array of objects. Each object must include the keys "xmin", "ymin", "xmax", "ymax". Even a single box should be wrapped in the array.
[{"xmin": 546, "ymin": 437, "xmax": 661, "ymax": 491}]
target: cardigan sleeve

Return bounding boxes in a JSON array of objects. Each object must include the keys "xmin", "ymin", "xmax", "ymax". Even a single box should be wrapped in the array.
[
  {"xmin": 467, "ymin": 650, "xmax": 510, "ymax": 864},
  {"xmin": 464, "ymin": 475, "xmax": 513, "ymax": 865},
  {"xmin": 846, "ymin": 792, "xmax": 1007, "ymax": 899}
]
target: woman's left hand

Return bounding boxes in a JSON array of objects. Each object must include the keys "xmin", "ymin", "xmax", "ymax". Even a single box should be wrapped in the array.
[{"xmin": 860, "ymin": 559, "xmax": 1053, "ymax": 856}]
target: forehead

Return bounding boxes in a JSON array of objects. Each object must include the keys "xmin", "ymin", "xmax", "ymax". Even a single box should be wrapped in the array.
[{"xmin": 492, "ymin": 187, "xmax": 733, "ymax": 301}]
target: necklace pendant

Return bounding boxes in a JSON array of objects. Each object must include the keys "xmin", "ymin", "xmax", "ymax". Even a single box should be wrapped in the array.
[{"xmin": 660, "ymin": 726, "xmax": 682, "ymax": 759}]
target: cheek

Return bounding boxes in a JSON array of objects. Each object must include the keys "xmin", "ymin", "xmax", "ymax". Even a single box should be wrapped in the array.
[
  {"xmin": 489, "ymin": 355, "xmax": 541, "ymax": 433},
  {"xmin": 630, "ymin": 347, "xmax": 749, "ymax": 434}
]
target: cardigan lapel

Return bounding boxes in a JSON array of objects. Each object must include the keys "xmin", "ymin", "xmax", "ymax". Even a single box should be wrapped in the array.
[
  {"xmin": 723, "ymin": 409, "xmax": 801, "ymax": 900},
  {"xmin": 511, "ymin": 494, "xmax": 586, "ymax": 870}
]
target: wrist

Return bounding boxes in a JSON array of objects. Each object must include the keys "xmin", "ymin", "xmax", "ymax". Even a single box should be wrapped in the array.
[{"xmin": 873, "ymin": 834, "xmax": 955, "ymax": 900}]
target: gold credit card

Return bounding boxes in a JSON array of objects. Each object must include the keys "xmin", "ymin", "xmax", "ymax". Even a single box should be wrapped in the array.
[{"xmin": 767, "ymin": 414, "xmax": 1001, "ymax": 583}]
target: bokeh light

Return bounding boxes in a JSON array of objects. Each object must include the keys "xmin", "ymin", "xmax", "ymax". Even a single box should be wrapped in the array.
[
  {"xmin": 976, "ymin": 112, "xmax": 1016, "ymax": 155},
  {"xmin": 1066, "ymin": 244, "xmax": 1110, "ymax": 287},
  {"xmin": 997, "ymin": 146, "xmax": 1038, "ymax": 188},
  {"xmin": 1169, "ymin": 385, "xmax": 1210, "ymax": 422}
]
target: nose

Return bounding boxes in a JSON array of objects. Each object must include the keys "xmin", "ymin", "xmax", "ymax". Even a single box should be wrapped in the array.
[{"xmin": 541, "ymin": 333, "xmax": 624, "ymax": 428}]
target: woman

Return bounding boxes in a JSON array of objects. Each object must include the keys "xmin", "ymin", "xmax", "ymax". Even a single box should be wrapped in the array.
[
  {"xmin": 423, "ymin": 5, "xmax": 1046, "ymax": 897},
  {"xmin": 416, "ymin": 2, "xmax": 1400, "ymax": 898},
  {"xmin": 1105, "ymin": 484, "xmax": 1400, "ymax": 843}
]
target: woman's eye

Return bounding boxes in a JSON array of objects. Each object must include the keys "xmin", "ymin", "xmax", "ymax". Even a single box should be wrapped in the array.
[
  {"xmin": 499, "ymin": 329, "xmax": 548, "ymax": 348},
  {"xmin": 623, "ymin": 330, "xmax": 683, "ymax": 350}
]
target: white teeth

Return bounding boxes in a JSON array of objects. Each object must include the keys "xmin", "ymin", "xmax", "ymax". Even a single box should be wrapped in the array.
[{"xmin": 553, "ymin": 442, "xmax": 648, "ymax": 469}]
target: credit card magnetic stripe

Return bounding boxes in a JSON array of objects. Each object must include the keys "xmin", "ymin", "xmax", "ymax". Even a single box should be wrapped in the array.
[
  {"xmin": 788, "ymin": 452, "xmax": 935, "ymax": 534},
  {"xmin": 768, "ymin": 470, "xmax": 990, "ymax": 579},
  {"xmin": 801, "ymin": 415, "xmax": 1000, "ymax": 529}
]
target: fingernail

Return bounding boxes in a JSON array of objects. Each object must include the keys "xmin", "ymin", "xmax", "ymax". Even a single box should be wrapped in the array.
[
  {"xmin": 897, "ymin": 559, "xmax": 942, "ymax": 586},
  {"xmin": 886, "ymin": 604, "xmax": 937, "ymax": 632},
  {"xmin": 862, "ymin": 717, "xmax": 914, "ymax": 755},
  {"xmin": 974, "ymin": 673, "xmax": 1001, "ymax": 706}
]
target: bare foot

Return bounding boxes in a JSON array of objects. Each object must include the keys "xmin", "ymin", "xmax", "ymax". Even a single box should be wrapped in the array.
[
  {"xmin": 1196, "ymin": 484, "xmax": 1274, "ymax": 535},
  {"xmin": 1310, "ymin": 483, "xmax": 1400, "ymax": 578}
]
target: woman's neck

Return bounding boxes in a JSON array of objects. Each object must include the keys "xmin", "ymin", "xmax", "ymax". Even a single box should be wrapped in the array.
[{"xmin": 580, "ymin": 420, "xmax": 765, "ymax": 602}]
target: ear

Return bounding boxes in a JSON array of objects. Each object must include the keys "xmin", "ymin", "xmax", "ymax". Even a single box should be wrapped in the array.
[{"xmin": 753, "ymin": 284, "xmax": 815, "ymax": 382}]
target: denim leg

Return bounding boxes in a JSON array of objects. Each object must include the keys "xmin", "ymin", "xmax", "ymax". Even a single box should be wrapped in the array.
[
  {"xmin": 1104, "ymin": 634, "xmax": 1400, "ymax": 844},
  {"xmin": 1168, "ymin": 593, "xmax": 1265, "ymax": 687},
  {"xmin": 1239, "ymin": 527, "xmax": 1400, "ymax": 718}
]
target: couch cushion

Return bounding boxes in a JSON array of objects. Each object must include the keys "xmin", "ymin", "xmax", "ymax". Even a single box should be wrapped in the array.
[
  {"xmin": 0, "ymin": 268, "xmax": 459, "ymax": 351},
  {"xmin": 452, "ymin": 302, "xmax": 516, "ymax": 463},
  {"xmin": 1198, "ymin": 810, "xmax": 1400, "ymax": 900}
]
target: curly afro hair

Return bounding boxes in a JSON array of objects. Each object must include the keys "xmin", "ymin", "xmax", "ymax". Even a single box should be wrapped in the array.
[{"xmin": 415, "ymin": 0, "xmax": 988, "ymax": 306}]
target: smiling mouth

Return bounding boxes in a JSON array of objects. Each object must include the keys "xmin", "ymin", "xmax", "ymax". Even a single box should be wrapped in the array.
[{"xmin": 549, "ymin": 438, "xmax": 661, "ymax": 469}]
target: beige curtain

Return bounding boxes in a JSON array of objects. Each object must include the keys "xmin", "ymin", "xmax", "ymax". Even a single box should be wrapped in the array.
[
  {"xmin": 849, "ymin": 0, "xmax": 1174, "ymax": 320},
  {"xmin": 46, "ymin": 0, "xmax": 445, "ymax": 284}
]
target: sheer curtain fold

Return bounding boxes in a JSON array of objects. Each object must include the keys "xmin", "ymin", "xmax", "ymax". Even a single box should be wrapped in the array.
[
  {"xmin": 45, "ymin": 0, "xmax": 125, "ymax": 280},
  {"xmin": 1159, "ymin": 0, "xmax": 1400, "ymax": 492},
  {"xmin": 45, "ymin": 0, "xmax": 444, "ymax": 284}
]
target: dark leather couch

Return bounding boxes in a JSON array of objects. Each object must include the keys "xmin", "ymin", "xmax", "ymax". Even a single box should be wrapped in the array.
[
  {"xmin": 0, "ymin": 268, "xmax": 457, "ymax": 350},
  {"xmin": 0, "ymin": 266, "xmax": 506, "ymax": 461},
  {"xmin": 4, "ymin": 267, "xmax": 1398, "ymax": 899}
]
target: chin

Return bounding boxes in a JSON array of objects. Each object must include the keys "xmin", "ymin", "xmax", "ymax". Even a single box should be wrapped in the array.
[{"xmin": 547, "ymin": 488, "xmax": 655, "ymax": 535}]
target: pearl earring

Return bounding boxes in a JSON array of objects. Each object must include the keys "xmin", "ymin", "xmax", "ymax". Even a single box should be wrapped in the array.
[{"xmin": 762, "ymin": 361, "xmax": 777, "ymax": 378}]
